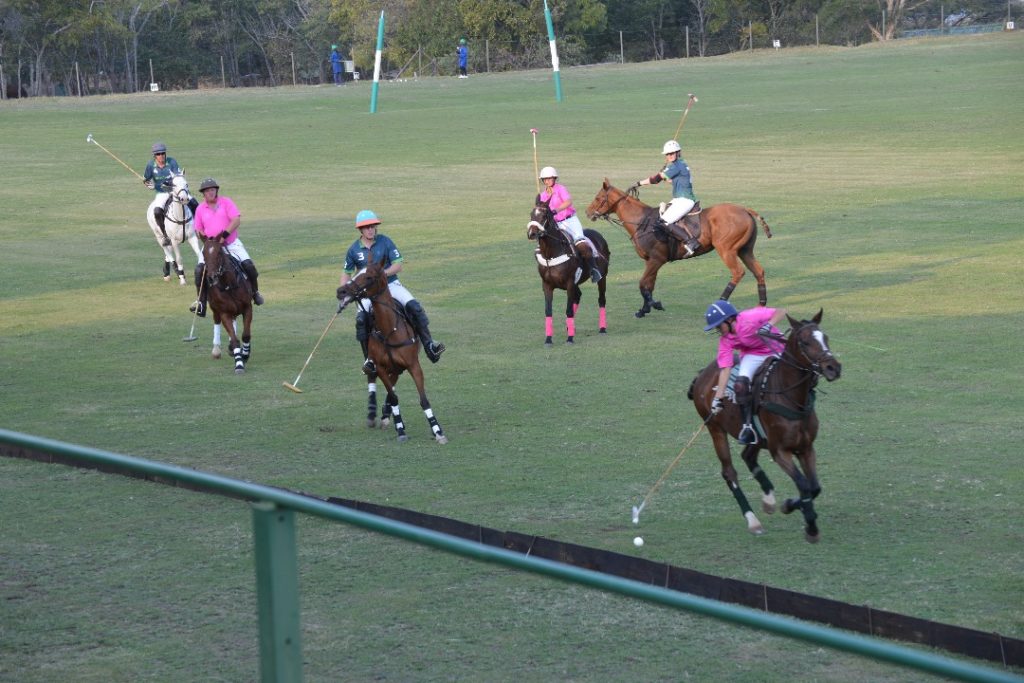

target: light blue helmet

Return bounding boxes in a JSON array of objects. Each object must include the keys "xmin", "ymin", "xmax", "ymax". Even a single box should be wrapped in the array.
[
  {"xmin": 355, "ymin": 209, "xmax": 381, "ymax": 229},
  {"xmin": 703, "ymin": 300, "xmax": 738, "ymax": 331},
  {"xmin": 152, "ymin": 141, "xmax": 167, "ymax": 154}
]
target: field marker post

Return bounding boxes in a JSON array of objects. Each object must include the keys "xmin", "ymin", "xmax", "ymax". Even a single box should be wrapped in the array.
[
  {"xmin": 543, "ymin": 0, "xmax": 563, "ymax": 102},
  {"xmin": 370, "ymin": 10, "xmax": 384, "ymax": 113},
  {"xmin": 252, "ymin": 502, "xmax": 303, "ymax": 683}
]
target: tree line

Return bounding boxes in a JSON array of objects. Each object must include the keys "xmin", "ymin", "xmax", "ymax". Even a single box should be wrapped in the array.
[{"xmin": 0, "ymin": 0, "xmax": 1011, "ymax": 97}]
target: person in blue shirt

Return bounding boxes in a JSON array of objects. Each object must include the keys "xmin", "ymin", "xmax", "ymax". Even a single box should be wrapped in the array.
[
  {"xmin": 634, "ymin": 139, "xmax": 702, "ymax": 257},
  {"xmin": 338, "ymin": 210, "xmax": 445, "ymax": 374},
  {"xmin": 456, "ymin": 38, "xmax": 468, "ymax": 78},
  {"xmin": 330, "ymin": 44, "xmax": 344, "ymax": 86}
]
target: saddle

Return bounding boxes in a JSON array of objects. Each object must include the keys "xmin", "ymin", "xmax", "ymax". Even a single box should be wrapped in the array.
[
  {"xmin": 724, "ymin": 360, "xmax": 817, "ymax": 437},
  {"xmin": 658, "ymin": 201, "xmax": 702, "ymax": 245}
]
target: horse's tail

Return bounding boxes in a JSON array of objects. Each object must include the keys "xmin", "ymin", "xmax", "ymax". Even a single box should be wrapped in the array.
[{"xmin": 746, "ymin": 208, "xmax": 773, "ymax": 239}]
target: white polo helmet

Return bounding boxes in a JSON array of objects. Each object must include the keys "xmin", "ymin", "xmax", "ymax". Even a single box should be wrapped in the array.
[
  {"xmin": 539, "ymin": 166, "xmax": 558, "ymax": 179},
  {"xmin": 662, "ymin": 139, "xmax": 681, "ymax": 155}
]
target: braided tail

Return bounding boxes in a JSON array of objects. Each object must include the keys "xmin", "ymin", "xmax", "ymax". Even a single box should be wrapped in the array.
[{"xmin": 746, "ymin": 208, "xmax": 773, "ymax": 239}]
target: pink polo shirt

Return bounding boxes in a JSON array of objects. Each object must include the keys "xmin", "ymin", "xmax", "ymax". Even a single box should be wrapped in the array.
[
  {"xmin": 540, "ymin": 183, "xmax": 576, "ymax": 223},
  {"xmin": 194, "ymin": 196, "xmax": 241, "ymax": 244},
  {"xmin": 716, "ymin": 307, "xmax": 784, "ymax": 369}
]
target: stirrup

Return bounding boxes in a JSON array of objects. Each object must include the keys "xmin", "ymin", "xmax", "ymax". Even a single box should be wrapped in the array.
[
  {"xmin": 738, "ymin": 424, "xmax": 758, "ymax": 445},
  {"xmin": 362, "ymin": 358, "xmax": 376, "ymax": 376}
]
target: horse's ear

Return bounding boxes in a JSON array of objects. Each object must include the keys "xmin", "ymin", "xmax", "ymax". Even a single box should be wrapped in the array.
[
  {"xmin": 603, "ymin": 177, "xmax": 610, "ymax": 188},
  {"xmin": 535, "ymin": 193, "xmax": 542, "ymax": 205},
  {"xmin": 812, "ymin": 308, "xmax": 823, "ymax": 324},
  {"xmin": 787, "ymin": 314, "xmax": 800, "ymax": 330}
]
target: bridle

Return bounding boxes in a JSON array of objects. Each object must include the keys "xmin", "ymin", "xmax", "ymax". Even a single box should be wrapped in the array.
[
  {"xmin": 345, "ymin": 272, "xmax": 416, "ymax": 350},
  {"xmin": 589, "ymin": 186, "xmax": 636, "ymax": 232}
]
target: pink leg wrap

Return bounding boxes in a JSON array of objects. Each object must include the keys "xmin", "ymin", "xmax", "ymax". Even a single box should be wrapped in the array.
[
  {"xmin": 573, "ymin": 303, "xmax": 580, "ymax": 316},
  {"xmin": 599, "ymin": 307, "xmax": 607, "ymax": 328},
  {"xmin": 566, "ymin": 317, "xmax": 576, "ymax": 337},
  {"xmin": 545, "ymin": 317, "xmax": 553, "ymax": 337}
]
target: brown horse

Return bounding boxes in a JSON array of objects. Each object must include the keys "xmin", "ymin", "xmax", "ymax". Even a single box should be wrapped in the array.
[
  {"xmin": 336, "ymin": 258, "xmax": 447, "ymax": 444},
  {"xmin": 202, "ymin": 238, "xmax": 254, "ymax": 374},
  {"xmin": 526, "ymin": 197, "xmax": 610, "ymax": 345},
  {"xmin": 585, "ymin": 179, "xmax": 772, "ymax": 318},
  {"xmin": 688, "ymin": 310, "xmax": 841, "ymax": 542}
]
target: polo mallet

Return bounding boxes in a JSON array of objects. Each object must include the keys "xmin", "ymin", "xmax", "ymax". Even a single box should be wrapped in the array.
[
  {"xmin": 283, "ymin": 310, "xmax": 341, "ymax": 393},
  {"xmin": 631, "ymin": 415, "xmax": 711, "ymax": 524},
  {"xmin": 86, "ymin": 133, "xmax": 145, "ymax": 181},
  {"xmin": 672, "ymin": 93, "xmax": 699, "ymax": 141},
  {"xmin": 182, "ymin": 264, "xmax": 206, "ymax": 342},
  {"xmin": 530, "ymin": 128, "xmax": 540, "ymax": 194}
]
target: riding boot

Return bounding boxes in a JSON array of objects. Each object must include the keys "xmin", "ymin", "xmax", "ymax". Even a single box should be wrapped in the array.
[
  {"xmin": 187, "ymin": 197, "xmax": 199, "ymax": 216},
  {"xmin": 189, "ymin": 263, "xmax": 207, "ymax": 317},
  {"xmin": 735, "ymin": 377, "xmax": 758, "ymax": 445},
  {"xmin": 241, "ymin": 259, "xmax": 265, "ymax": 305},
  {"xmin": 154, "ymin": 207, "xmax": 170, "ymax": 246},
  {"xmin": 356, "ymin": 310, "xmax": 375, "ymax": 375},
  {"xmin": 405, "ymin": 300, "xmax": 445, "ymax": 363},
  {"xmin": 681, "ymin": 214, "xmax": 702, "ymax": 257},
  {"xmin": 588, "ymin": 255, "xmax": 602, "ymax": 283}
]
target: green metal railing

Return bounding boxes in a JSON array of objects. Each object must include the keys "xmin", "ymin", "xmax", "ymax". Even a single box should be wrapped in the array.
[{"xmin": 1, "ymin": 427, "xmax": 1020, "ymax": 683}]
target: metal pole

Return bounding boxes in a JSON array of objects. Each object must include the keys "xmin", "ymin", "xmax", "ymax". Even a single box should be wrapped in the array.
[
  {"xmin": 149, "ymin": 58, "xmax": 154, "ymax": 86},
  {"xmin": 290, "ymin": 52, "xmax": 296, "ymax": 86},
  {"xmin": 749, "ymin": 21, "xmax": 753, "ymax": 50},
  {"xmin": 75, "ymin": 61, "xmax": 81, "ymax": 96},
  {"xmin": 816, "ymin": 14, "xmax": 820, "ymax": 46},
  {"xmin": 252, "ymin": 502, "xmax": 303, "ymax": 683},
  {"xmin": 619, "ymin": 31, "xmax": 624, "ymax": 63},
  {"xmin": 221, "ymin": 56, "xmax": 226, "ymax": 89},
  {"xmin": 543, "ymin": 0, "xmax": 563, "ymax": 102},
  {"xmin": 686, "ymin": 26, "xmax": 690, "ymax": 58},
  {"xmin": 485, "ymin": 39, "xmax": 490, "ymax": 73},
  {"xmin": 370, "ymin": 10, "xmax": 384, "ymax": 113}
]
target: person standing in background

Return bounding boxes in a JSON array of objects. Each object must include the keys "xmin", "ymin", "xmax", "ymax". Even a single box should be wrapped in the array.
[
  {"xmin": 330, "ymin": 44, "xmax": 344, "ymax": 86},
  {"xmin": 456, "ymin": 38, "xmax": 468, "ymax": 78}
]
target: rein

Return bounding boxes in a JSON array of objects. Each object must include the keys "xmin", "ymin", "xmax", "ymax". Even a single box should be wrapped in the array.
[{"xmin": 757, "ymin": 329, "xmax": 832, "ymax": 419}]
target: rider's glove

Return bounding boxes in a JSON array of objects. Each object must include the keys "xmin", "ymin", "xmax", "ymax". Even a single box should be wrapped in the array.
[
  {"xmin": 144, "ymin": 179, "xmax": 155, "ymax": 190},
  {"xmin": 710, "ymin": 397, "xmax": 725, "ymax": 415},
  {"xmin": 758, "ymin": 323, "xmax": 773, "ymax": 337}
]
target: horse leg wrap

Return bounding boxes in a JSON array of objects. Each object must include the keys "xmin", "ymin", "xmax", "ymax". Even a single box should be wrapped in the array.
[
  {"xmin": 720, "ymin": 281, "xmax": 737, "ymax": 301},
  {"xmin": 751, "ymin": 466, "xmax": 774, "ymax": 495},
  {"xmin": 162, "ymin": 260, "xmax": 171, "ymax": 277},
  {"xmin": 599, "ymin": 307, "xmax": 607, "ymax": 332},
  {"xmin": 544, "ymin": 316, "xmax": 554, "ymax": 344},
  {"xmin": 367, "ymin": 386, "xmax": 377, "ymax": 426},
  {"xmin": 424, "ymin": 407, "xmax": 444, "ymax": 438},
  {"xmin": 241, "ymin": 341, "xmax": 251, "ymax": 361},
  {"xmin": 566, "ymin": 317, "xmax": 576, "ymax": 341},
  {"xmin": 757, "ymin": 283, "xmax": 767, "ymax": 306},
  {"xmin": 728, "ymin": 480, "xmax": 754, "ymax": 515},
  {"xmin": 391, "ymin": 404, "xmax": 406, "ymax": 437}
]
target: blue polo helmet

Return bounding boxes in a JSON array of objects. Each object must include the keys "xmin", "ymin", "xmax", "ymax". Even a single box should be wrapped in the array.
[
  {"xmin": 704, "ymin": 300, "xmax": 738, "ymax": 331},
  {"xmin": 152, "ymin": 142, "xmax": 167, "ymax": 154},
  {"xmin": 355, "ymin": 210, "xmax": 381, "ymax": 229}
]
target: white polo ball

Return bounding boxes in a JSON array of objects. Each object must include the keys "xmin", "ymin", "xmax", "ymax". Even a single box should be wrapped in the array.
[{"xmin": 633, "ymin": 536, "xmax": 644, "ymax": 547}]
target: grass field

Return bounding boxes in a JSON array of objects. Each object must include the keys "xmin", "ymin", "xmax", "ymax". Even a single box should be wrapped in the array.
[{"xmin": 1, "ymin": 32, "xmax": 1023, "ymax": 682}]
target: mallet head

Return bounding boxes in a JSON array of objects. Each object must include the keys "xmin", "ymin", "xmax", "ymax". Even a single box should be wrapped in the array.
[
  {"xmin": 631, "ymin": 505, "xmax": 640, "ymax": 525},
  {"xmin": 87, "ymin": 133, "xmax": 94, "ymax": 143}
]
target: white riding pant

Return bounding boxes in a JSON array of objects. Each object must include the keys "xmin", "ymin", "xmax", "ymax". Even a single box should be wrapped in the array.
[
  {"xmin": 557, "ymin": 213, "xmax": 586, "ymax": 243},
  {"xmin": 360, "ymin": 279, "xmax": 413, "ymax": 312},
  {"xmin": 738, "ymin": 353, "xmax": 775, "ymax": 380},
  {"xmin": 660, "ymin": 197, "xmax": 696, "ymax": 224},
  {"xmin": 198, "ymin": 238, "xmax": 251, "ymax": 265}
]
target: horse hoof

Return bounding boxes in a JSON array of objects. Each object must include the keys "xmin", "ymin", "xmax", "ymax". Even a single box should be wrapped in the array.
[
  {"xmin": 366, "ymin": 418, "xmax": 377, "ymax": 429},
  {"xmin": 652, "ymin": 301, "xmax": 664, "ymax": 311},
  {"xmin": 544, "ymin": 341, "xmax": 553, "ymax": 348},
  {"xmin": 565, "ymin": 338, "xmax": 574, "ymax": 345},
  {"xmin": 235, "ymin": 367, "xmax": 245, "ymax": 375},
  {"xmin": 380, "ymin": 418, "xmax": 391, "ymax": 429},
  {"xmin": 435, "ymin": 435, "xmax": 448, "ymax": 444},
  {"xmin": 397, "ymin": 434, "xmax": 408, "ymax": 442},
  {"xmin": 635, "ymin": 310, "xmax": 646, "ymax": 319},
  {"xmin": 211, "ymin": 346, "xmax": 222, "ymax": 359},
  {"xmin": 805, "ymin": 529, "xmax": 821, "ymax": 544},
  {"xmin": 749, "ymin": 525, "xmax": 765, "ymax": 536},
  {"xmin": 599, "ymin": 328, "xmax": 607, "ymax": 334},
  {"xmin": 163, "ymin": 275, "xmax": 171, "ymax": 282},
  {"xmin": 762, "ymin": 492, "xmax": 777, "ymax": 514}
]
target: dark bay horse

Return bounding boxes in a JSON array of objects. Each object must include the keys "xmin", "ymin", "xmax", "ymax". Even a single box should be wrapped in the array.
[
  {"xmin": 526, "ymin": 197, "xmax": 610, "ymax": 345},
  {"xmin": 688, "ymin": 310, "xmax": 841, "ymax": 542},
  {"xmin": 586, "ymin": 179, "xmax": 772, "ymax": 318},
  {"xmin": 202, "ymin": 238, "xmax": 254, "ymax": 374},
  {"xmin": 337, "ymin": 258, "xmax": 447, "ymax": 444}
]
